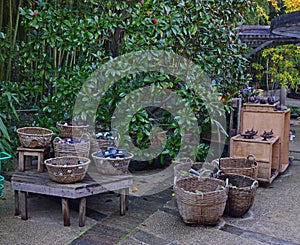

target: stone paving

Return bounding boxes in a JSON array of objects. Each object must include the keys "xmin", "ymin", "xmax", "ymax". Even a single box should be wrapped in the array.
[{"xmin": 1, "ymin": 97, "xmax": 300, "ymax": 245}]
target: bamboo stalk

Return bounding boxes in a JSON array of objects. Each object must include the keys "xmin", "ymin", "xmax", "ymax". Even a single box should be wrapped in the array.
[
  {"xmin": 5, "ymin": 0, "xmax": 13, "ymax": 81},
  {"xmin": 0, "ymin": 0, "xmax": 4, "ymax": 80},
  {"xmin": 0, "ymin": 0, "xmax": 4, "ymax": 31}
]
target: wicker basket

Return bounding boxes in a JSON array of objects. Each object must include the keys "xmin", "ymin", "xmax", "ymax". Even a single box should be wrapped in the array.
[
  {"xmin": 214, "ymin": 154, "xmax": 258, "ymax": 179},
  {"xmin": 56, "ymin": 122, "xmax": 88, "ymax": 138},
  {"xmin": 218, "ymin": 173, "xmax": 258, "ymax": 217},
  {"xmin": 91, "ymin": 152, "xmax": 134, "ymax": 175},
  {"xmin": 173, "ymin": 160, "xmax": 210, "ymax": 183},
  {"xmin": 90, "ymin": 131, "xmax": 120, "ymax": 153},
  {"xmin": 53, "ymin": 134, "xmax": 90, "ymax": 158},
  {"xmin": 174, "ymin": 177, "xmax": 228, "ymax": 225},
  {"xmin": 44, "ymin": 156, "xmax": 90, "ymax": 184},
  {"xmin": 17, "ymin": 127, "xmax": 53, "ymax": 148}
]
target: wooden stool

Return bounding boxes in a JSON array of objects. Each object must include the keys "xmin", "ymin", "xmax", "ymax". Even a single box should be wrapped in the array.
[{"xmin": 17, "ymin": 146, "xmax": 50, "ymax": 172}]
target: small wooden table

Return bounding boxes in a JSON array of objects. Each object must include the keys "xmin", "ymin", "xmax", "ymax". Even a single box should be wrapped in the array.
[
  {"xmin": 17, "ymin": 146, "xmax": 50, "ymax": 172},
  {"xmin": 230, "ymin": 135, "xmax": 280, "ymax": 183},
  {"xmin": 11, "ymin": 170, "xmax": 133, "ymax": 227}
]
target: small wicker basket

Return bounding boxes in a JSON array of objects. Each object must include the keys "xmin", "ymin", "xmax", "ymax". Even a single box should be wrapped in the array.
[
  {"xmin": 53, "ymin": 134, "xmax": 90, "ymax": 158},
  {"xmin": 214, "ymin": 154, "xmax": 258, "ymax": 179},
  {"xmin": 174, "ymin": 177, "xmax": 228, "ymax": 225},
  {"xmin": 44, "ymin": 156, "xmax": 90, "ymax": 184},
  {"xmin": 218, "ymin": 173, "xmax": 258, "ymax": 217},
  {"xmin": 90, "ymin": 131, "xmax": 120, "ymax": 153},
  {"xmin": 91, "ymin": 152, "xmax": 134, "ymax": 175},
  {"xmin": 56, "ymin": 122, "xmax": 88, "ymax": 138},
  {"xmin": 17, "ymin": 127, "xmax": 53, "ymax": 148}
]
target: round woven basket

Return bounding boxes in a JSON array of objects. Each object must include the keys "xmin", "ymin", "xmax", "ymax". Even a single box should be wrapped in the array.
[
  {"xmin": 213, "ymin": 154, "xmax": 258, "ymax": 179},
  {"xmin": 218, "ymin": 173, "xmax": 258, "ymax": 217},
  {"xmin": 174, "ymin": 177, "xmax": 228, "ymax": 225},
  {"xmin": 56, "ymin": 122, "xmax": 88, "ymax": 138},
  {"xmin": 44, "ymin": 156, "xmax": 90, "ymax": 184},
  {"xmin": 53, "ymin": 134, "xmax": 90, "ymax": 158},
  {"xmin": 17, "ymin": 127, "xmax": 53, "ymax": 148},
  {"xmin": 91, "ymin": 152, "xmax": 134, "ymax": 175}
]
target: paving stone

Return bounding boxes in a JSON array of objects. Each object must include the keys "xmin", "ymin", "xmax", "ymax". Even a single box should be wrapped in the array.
[
  {"xmin": 131, "ymin": 229, "xmax": 172, "ymax": 245},
  {"xmin": 70, "ymin": 224, "xmax": 125, "ymax": 245}
]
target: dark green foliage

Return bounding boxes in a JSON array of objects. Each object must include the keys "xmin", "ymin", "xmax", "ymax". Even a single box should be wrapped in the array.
[{"xmin": 0, "ymin": 0, "xmax": 254, "ymax": 161}]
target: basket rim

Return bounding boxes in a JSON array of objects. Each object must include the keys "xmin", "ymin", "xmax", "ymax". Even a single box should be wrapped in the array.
[
  {"xmin": 218, "ymin": 173, "xmax": 258, "ymax": 189},
  {"xmin": 91, "ymin": 151, "xmax": 134, "ymax": 161},
  {"xmin": 56, "ymin": 122, "xmax": 89, "ymax": 128},
  {"xmin": 17, "ymin": 127, "xmax": 53, "ymax": 136},
  {"xmin": 44, "ymin": 156, "xmax": 90, "ymax": 167},
  {"xmin": 175, "ymin": 176, "xmax": 227, "ymax": 195}
]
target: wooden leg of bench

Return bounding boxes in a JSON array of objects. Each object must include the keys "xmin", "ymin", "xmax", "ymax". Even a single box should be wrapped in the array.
[
  {"xmin": 18, "ymin": 151, "xmax": 25, "ymax": 172},
  {"xmin": 62, "ymin": 198, "xmax": 70, "ymax": 226},
  {"xmin": 120, "ymin": 188, "xmax": 126, "ymax": 216},
  {"xmin": 79, "ymin": 197, "xmax": 87, "ymax": 227},
  {"xmin": 14, "ymin": 190, "xmax": 20, "ymax": 216},
  {"xmin": 20, "ymin": 191, "xmax": 28, "ymax": 220},
  {"xmin": 38, "ymin": 153, "xmax": 43, "ymax": 173},
  {"xmin": 125, "ymin": 188, "xmax": 129, "ymax": 211}
]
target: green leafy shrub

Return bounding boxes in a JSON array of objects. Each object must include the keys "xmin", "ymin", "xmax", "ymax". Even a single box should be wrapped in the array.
[{"xmin": 1, "ymin": 0, "xmax": 254, "ymax": 162}]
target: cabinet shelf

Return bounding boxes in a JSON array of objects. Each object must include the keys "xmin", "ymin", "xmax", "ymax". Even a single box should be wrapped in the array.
[{"xmin": 230, "ymin": 135, "xmax": 280, "ymax": 183}]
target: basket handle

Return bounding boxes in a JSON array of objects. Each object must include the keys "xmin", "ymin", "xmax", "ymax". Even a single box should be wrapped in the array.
[
  {"xmin": 224, "ymin": 178, "xmax": 229, "ymax": 194},
  {"xmin": 80, "ymin": 133, "xmax": 90, "ymax": 141},
  {"xmin": 251, "ymin": 180, "xmax": 259, "ymax": 189},
  {"xmin": 173, "ymin": 157, "xmax": 193, "ymax": 165},
  {"xmin": 247, "ymin": 154, "xmax": 256, "ymax": 162}
]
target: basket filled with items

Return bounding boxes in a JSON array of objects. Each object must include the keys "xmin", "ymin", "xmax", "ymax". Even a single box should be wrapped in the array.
[
  {"xmin": 174, "ymin": 176, "xmax": 228, "ymax": 225},
  {"xmin": 92, "ymin": 146, "xmax": 133, "ymax": 175},
  {"xmin": 44, "ymin": 156, "xmax": 90, "ymax": 184}
]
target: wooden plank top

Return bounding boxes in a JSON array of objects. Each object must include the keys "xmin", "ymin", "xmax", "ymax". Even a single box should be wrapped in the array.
[
  {"xmin": 231, "ymin": 135, "xmax": 279, "ymax": 144},
  {"xmin": 11, "ymin": 166, "xmax": 133, "ymax": 199},
  {"xmin": 17, "ymin": 146, "xmax": 50, "ymax": 152}
]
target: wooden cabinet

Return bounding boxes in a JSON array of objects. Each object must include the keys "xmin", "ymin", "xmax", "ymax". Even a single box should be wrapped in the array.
[
  {"xmin": 230, "ymin": 135, "xmax": 280, "ymax": 183},
  {"xmin": 241, "ymin": 105, "xmax": 290, "ymax": 173}
]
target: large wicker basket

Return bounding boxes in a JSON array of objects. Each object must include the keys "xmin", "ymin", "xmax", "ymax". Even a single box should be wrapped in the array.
[
  {"xmin": 53, "ymin": 134, "xmax": 90, "ymax": 158},
  {"xmin": 44, "ymin": 156, "xmax": 90, "ymax": 184},
  {"xmin": 56, "ymin": 122, "xmax": 88, "ymax": 138},
  {"xmin": 91, "ymin": 152, "xmax": 134, "ymax": 175},
  {"xmin": 214, "ymin": 154, "xmax": 258, "ymax": 179},
  {"xmin": 174, "ymin": 177, "xmax": 228, "ymax": 225},
  {"xmin": 17, "ymin": 127, "xmax": 53, "ymax": 148},
  {"xmin": 218, "ymin": 173, "xmax": 258, "ymax": 217}
]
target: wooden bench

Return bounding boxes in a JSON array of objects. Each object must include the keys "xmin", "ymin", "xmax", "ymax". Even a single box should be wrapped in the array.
[
  {"xmin": 11, "ymin": 170, "xmax": 133, "ymax": 227},
  {"xmin": 17, "ymin": 146, "xmax": 50, "ymax": 172}
]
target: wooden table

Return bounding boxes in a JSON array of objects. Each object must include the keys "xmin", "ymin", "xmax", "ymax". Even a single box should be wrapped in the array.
[{"xmin": 11, "ymin": 170, "xmax": 133, "ymax": 227}]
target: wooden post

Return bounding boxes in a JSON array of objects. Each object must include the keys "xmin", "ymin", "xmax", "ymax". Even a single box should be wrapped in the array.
[
  {"xmin": 79, "ymin": 198, "xmax": 86, "ymax": 227},
  {"xmin": 62, "ymin": 198, "xmax": 70, "ymax": 226},
  {"xmin": 125, "ymin": 188, "xmax": 129, "ymax": 211},
  {"xmin": 14, "ymin": 190, "xmax": 20, "ymax": 216},
  {"xmin": 18, "ymin": 151, "xmax": 25, "ymax": 172},
  {"xmin": 120, "ymin": 188, "xmax": 126, "ymax": 216},
  {"xmin": 38, "ymin": 152, "xmax": 43, "ymax": 173},
  {"xmin": 20, "ymin": 191, "xmax": 27, "ymax": 220}
]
